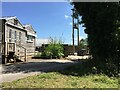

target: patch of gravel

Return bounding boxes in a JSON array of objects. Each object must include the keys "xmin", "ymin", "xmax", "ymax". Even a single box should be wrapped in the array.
[{"xmin": 1, "ymin": 59, "xmax": 80, "ymax": 83}]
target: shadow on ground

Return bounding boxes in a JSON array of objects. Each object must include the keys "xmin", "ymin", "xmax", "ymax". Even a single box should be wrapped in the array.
[
  {"xmin": 56, "ymin": 59, "xmax": 119, "ymax": 77},
  {"xmin": 57, "ymin": 59, "xmax": 94, "ymax": 77},
  {"xmin": 2, "ymin": 58, "xmax": 118, "ymax": 77},
  {"xmin": 2, "ymin": 59, "xmax": 80, "ymax": 74}
]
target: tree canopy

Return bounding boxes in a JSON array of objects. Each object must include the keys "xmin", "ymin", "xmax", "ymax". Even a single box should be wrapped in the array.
[{"xmin": 73, "ymin": 2, "xmax": 120, "ymax": 66}]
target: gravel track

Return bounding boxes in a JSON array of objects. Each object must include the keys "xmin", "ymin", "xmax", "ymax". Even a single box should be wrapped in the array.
[{"xmin": 0, "ymin": 59, "xmax": 80, "ymax": 83}]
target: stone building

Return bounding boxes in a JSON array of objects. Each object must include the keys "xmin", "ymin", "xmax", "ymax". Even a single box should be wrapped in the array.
[
  {"xmin": 0, "ymin": 16, "xmax": 36, "ymax": 64},
  {"xmin": 24, "ymin": 24, "xmax": 36, "ymax": 56}
]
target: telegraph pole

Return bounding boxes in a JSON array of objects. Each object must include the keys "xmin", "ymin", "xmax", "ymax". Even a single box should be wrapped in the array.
[
  {"xmin": 72, "ymin": 8, "xmax": 75, "ymax": 54},
  {"xmin": 71, "ymin": 6, "xmax": 80, "ymax": 55},
  {"xmin": 77, "ymin": 19, "xmax": 80, "ymax": 46}
]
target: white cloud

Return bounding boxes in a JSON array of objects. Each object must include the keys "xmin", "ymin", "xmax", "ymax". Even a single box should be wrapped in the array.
[{"xmin": 64, "ymin": 15, "xmax": 70, "ymax": 19}]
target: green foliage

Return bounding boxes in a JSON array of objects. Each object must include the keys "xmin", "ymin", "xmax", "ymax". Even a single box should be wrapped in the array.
[
  {"xmin": 41, "ymin": 37, "xmax": 64, "ymax": 58},
  {"xmin": 73, "ymin": 2, "xmax": 120, "ymax": 67},
  {"xmin": 34, "ymin": 52, "xmax": 41, "ymax": 57},
  {"xmin": 79, "ymin": 38, "xmax": 88, "ymax": 49}
]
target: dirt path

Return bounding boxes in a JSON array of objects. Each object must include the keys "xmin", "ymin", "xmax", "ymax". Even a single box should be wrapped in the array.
[{"xmin": 1, "ymin": 59, "xmax": 80, "ymax": 83}]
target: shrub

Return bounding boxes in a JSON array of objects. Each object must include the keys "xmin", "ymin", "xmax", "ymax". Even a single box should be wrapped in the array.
[
  {"xmin": 34, "ymin": 52, "xmax": 41, "ymax": 57},
  {"xmin": 41, "ymin": 37, "xmax": 64, "ymax": 59}
]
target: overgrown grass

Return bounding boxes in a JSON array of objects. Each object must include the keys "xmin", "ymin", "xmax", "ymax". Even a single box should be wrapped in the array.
[
  {"xmin": 2, "ymin": 60, "xmax": 119, "ymax": 88},
  {"xmin": 2, "ymin": 72, "xmax": 118, "ymax": 88}
]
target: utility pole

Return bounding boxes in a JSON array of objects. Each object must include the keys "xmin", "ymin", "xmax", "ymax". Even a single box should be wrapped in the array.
[
  {"xmin": 71, "ymin": 6, "xmax": 80, "ymax": 55},
  {"xmin": 77, "ymin": 19, "xmax": 80, "ymax": 46},
  {"xmin": 72, "ymin": 8, "xmax": 75, "ymax": 54}
]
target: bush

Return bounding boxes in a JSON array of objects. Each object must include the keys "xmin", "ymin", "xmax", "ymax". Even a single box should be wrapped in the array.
[
  {"xmin": 41, "ymin": 37, "xmax": 64, "ymax": 59},
  {"xmin": 34, "ymin": 52, "xmax": 41, "ymax": 57}
]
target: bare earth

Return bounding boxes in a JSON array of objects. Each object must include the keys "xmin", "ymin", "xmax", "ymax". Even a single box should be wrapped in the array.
[{"xmin": 0, "ymin": 58, "xmax": 81, "ymax": 83}]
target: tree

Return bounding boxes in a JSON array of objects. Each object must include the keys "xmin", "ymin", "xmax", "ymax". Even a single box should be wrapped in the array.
[{"xmin": 73, "ymin": 2, "xmax": 120, "ymax": 66}]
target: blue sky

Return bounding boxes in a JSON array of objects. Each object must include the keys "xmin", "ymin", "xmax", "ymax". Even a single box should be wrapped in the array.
[{"xmin": 2, "ymin": 2, "xmax": 87, "ymax": 45}]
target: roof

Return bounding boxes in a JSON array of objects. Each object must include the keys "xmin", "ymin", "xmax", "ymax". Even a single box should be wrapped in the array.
[
  {"xmin": 0, "ymin": 16, "xmax": 25, "ymax": 28},
  {"xmin": 6, "ymin": 22, "xmax": 26, "ymax": 31},
  {"xmin": 27, "ymin": 32, "xmax": 37, "ymax": 37},
  {"xmin": 23, "ymin": 24, "xmax": 31, "ymax": 27},
  {"xmin": 1, "ymin": 16, "xmax": 37, "ymax": 37},
  {"xmin": 23, "ymin": 24, "xmax": 36, "ymax": 33},
  {"xmin": 0, "ymin": 16, "xmax": 17, "ymax": 20}
]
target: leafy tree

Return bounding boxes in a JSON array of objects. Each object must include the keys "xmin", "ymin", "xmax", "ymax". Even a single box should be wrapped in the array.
[{"xmin": 73, "ymin": 2, "xmax": 120, "ymax": 69}]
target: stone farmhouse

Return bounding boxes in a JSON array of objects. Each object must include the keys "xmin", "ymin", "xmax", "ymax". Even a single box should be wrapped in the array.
[{"xmin": 0, "ymin": 16, "xmax": 36, "ymax": 64}]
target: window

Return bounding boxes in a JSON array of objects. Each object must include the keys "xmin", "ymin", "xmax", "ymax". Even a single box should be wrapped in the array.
[
  {"xmin": 14, "ymin": 31, "xmax": 17, "ymax": 42},
  {"xmin": 27, "ymin": 36, "xmax": 29, "ymax": 40},
  {"xmin": 19, "ymin": 32, "xmax": 21, "ymax": 40},
  {"xmin": 9, "ymin": 29, "xmax": 12, "ymax": 38},
  {"xmin": 27, "ymin": 35, "xmax": 33, "ymax": 42},
  {"xmin": 9, "ymin": 29, "xmax": 12, "ymax": 42},
  {"xmin": 19, "ymin": 32, "xmax": 21, "ymax": 44},
  {"xmin": 14, "ymin": 19, "xmax": 18, "ymax": 25}
]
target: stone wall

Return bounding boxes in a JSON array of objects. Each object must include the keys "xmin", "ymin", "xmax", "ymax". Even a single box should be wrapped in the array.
[
  {"xmin": 5, "ymin": 24, "xmax": 27, "ymax": 57},
  {"xmin": 26, "ymin": 37, "xmax": 35, "ymax": 56},
  {"xmin": 25, "ymin": 25, "xmax": 36, "ymax": 56},
  {"xmin": 5, "ymin": 25, "xmax": 26, "ymax": 45}
]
